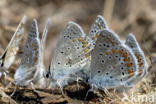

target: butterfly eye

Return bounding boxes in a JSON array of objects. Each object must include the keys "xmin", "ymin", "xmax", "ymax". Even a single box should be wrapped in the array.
[{"xmin": 46, "ymin": 73, "xmax": 49, "ymax": 78}]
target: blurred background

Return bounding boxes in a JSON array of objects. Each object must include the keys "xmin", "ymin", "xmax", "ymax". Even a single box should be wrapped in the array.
[{"xmin": 0, "ymin": 0, "xmax": 155, "ymax": 74}]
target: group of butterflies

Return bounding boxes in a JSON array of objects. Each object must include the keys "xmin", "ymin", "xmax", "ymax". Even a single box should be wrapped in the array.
[{"xmin": 0, "ymin": 15, "xmax": 147, "ymax": 93}]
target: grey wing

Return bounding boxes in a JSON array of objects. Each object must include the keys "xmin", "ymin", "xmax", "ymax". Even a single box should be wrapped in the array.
[
  {"xmin": 14, "ymin": 19, "xmax": 40, "ymax": 86},
  {"xmin": 89, "ymin": 30, "xmax": 138, "ymax": 88},
  {"xmin": 86, "ymin": 15, "xmax": 108, "ymax": 53},
  {"xmin": 88, "ymin": 15, "xmax": 108, "ymax": 38},
  {"xmin": 51, "ymin": 21, "xmax": 89, "ymax": 79},
  {"xmin": 2, "ymin": 16, "xmax": 26, "ymax": 69},
  {"xmin": 40, "ymin": 19, "xmax": 50, "ymax": 66},
  {"xmin": 125, "ymin": 33, "xmax": 147, "ymax": 86},
  {"xmin": 21, "ymin": 19, "xmax": 40, "ymax": 68}
]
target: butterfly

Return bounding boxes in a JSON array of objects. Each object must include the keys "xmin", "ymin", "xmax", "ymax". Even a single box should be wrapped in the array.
[
  {"xmin": 0, "ymin": 16, "xmax": 26, "ymax": 83},
  {"xmin": 76, "ymin": 15, "xmax": 108, "ymax": 79},
  {"xmin": 88, "ymin": 29, "xmax": 147, "ymax": 89},
  {"xmin": 45, "ymin": 15, "xmax": 108, "ymax": 91},
  {"xmin": 14, "ymin": 19, "xmax": 50, "ymax": 87},
  {"xmin": 46, "ymin": 21, "xmax": 87, "ymax": 89},
  {"xmin": 124, "ymin": 33, "xmax": 147, "ymax": 87}
]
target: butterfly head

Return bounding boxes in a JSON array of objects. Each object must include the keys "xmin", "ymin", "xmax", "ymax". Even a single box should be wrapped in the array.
[{"xmin": 43, "ymin": 65, "xmax": 51, "ymax": 78}]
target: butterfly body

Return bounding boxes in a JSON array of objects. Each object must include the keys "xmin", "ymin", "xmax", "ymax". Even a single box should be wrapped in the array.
[{"xmin": 14, "ymin": 19, "xmax": 50, "ymax": 87}]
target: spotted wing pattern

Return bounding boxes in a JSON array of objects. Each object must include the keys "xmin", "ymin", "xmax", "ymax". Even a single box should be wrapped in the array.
[
  {"xmin": 89, "ymin": 29, "xmax": 139, "ymax": 89},
  {"xmin": 125, "ymin": 34, "xmax": 147, "ymax": 86},
  {"xmin": 50, "ymin": 21, "xmax": 90, "ymax": 87},
  {"xmin": 14, "ymin": 19, "xmax": 40, "ymax": 86},
  {"xmin": 0, "ymin": 16, "xmax": 26, "ymax": 74}
]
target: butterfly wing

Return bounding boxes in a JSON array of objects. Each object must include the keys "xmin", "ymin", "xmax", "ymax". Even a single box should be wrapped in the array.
[
  {"xmin": 14, "ymin": 19, "xmax": 40, "ymax": 86},
  {"xmin": 89, "ymin": 29, "xmax": 138, "ymax": 89},
  {"xmin": 78, "ymin": 15, "xmax": 109, "ymax": 78},
  {"xmin": 40, "ymin": 19, "xmax": 50, "ymax": 66},
  {"xmin": 87, "ymin": 15, "xmax": 108, "ymax": 49},
  {"xmin": 88, "ymin": 15, "xmax": 108, "ymax": 37},
  {"xmin": 125, "ymin": 34, "xmax": 147, "ymax": 86},
  {"xmin": 50, "ymin": 22, "xmax": 89, "ymax": 86},
  {"xmin": 0, "ymin": 16, "xmax": 26, "ymax": 70}
]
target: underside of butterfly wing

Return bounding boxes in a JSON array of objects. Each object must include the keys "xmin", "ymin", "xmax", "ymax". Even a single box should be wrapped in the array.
[
  {"xmin": 89, "ymin": 30, "xmax": 138, "ymax": 89},
  {"xmin": 50, "ymin": 21, "xmax": 90, "ymax": 87},
  {"xmin": 0, "ymin": 16, "xmax": 26, "ymax": 75},
  {"xmin": 14, "ymin": 19, "xmax": 40, "ymax": 86},
  {"xmin": 125, "ymin": 34, "xmax": 147, "ymax": 86}
]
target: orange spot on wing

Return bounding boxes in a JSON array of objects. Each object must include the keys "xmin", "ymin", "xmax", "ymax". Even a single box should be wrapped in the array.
[
  {"xmin": 82, "ymin": 44, "xmax": 88, "ymax": 48},
  {"xmin": 82, "ymin": 40, "xmax": 87, "ymax": 44},
  {"xmin": 106, "ymin": 51, "xmax": 110, "ymax": 55},
  {"xmin": 96, "ymin": 23, "xmax": 102, "ymax": 30},
  {"xmin": 139, "ymin": 68, "xmax": 142, "ymax": 74},
  {"xmin": 122, "ymin": 53, "xmax": 127, "ymax": 57},
  {"xmin": 78, "ymin": 37, "xmax": 82, "ymax": 41},
  {"xmin": 21, "ymin": 22, "xmax": 24, "ymax": 27},
  {"xmin": 139, "ymin": 63, "xmax": 142, "ymax": 67},
  {"xmin": 85, "ymin": 54, "xmax": 90, "ymax": 59},
  {"xmin": 124, "ymin": 58, "xmax": 129, "ymax": 62},
  {"xmin": 112, "ymin": 49, "xmax": 116, "ymax": 54},
  {"xmin": 92, "ymin": 36, "xmax": 96, "ymax": 40},
  {"xmin": 15, "ymin": 34, "xmax": 20, "ymax": 38},
  {"xmin": 32, "ymin": 43, "xmax": 38, "ymax": 47},
  {"xmin": 73, "ymin": 38, "xmax": 76, "ymax": 43},
  {"xmin": 84, "ymin": 48, "xmax": 89, "ymax": 53},
  {"xmin": 127, "ymin": 63, "xmax": 132, "ymax": 67},
  {"xmin": 128, "ymin": 69, "xmax": 133, "ymax": 77},
  {"xmin": 118, "ymin": 50, "xmax": 123, "ymax": 54},
  {"xmin": 34, "ymin": 57, "xmax": 38, "ymax": 62},
  {"xmin": 96, "ymin": 34, "xmax": 99, "ymax": 38}
]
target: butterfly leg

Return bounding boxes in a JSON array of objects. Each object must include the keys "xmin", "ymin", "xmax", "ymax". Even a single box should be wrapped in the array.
[
  {"xmin": 76, "ymin": 77, "xmax": 83, "ymax": 90},
  {"xmin": 57, "ymin": 81, "xmax": 65, "ymax": 96},
  {"xmin": 31, "ymin": 82, "xmax": 36, "ymax": 91},
  {"xmin": 10, "ymin": 84, "xmax": 17, "ymax": 97}
]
